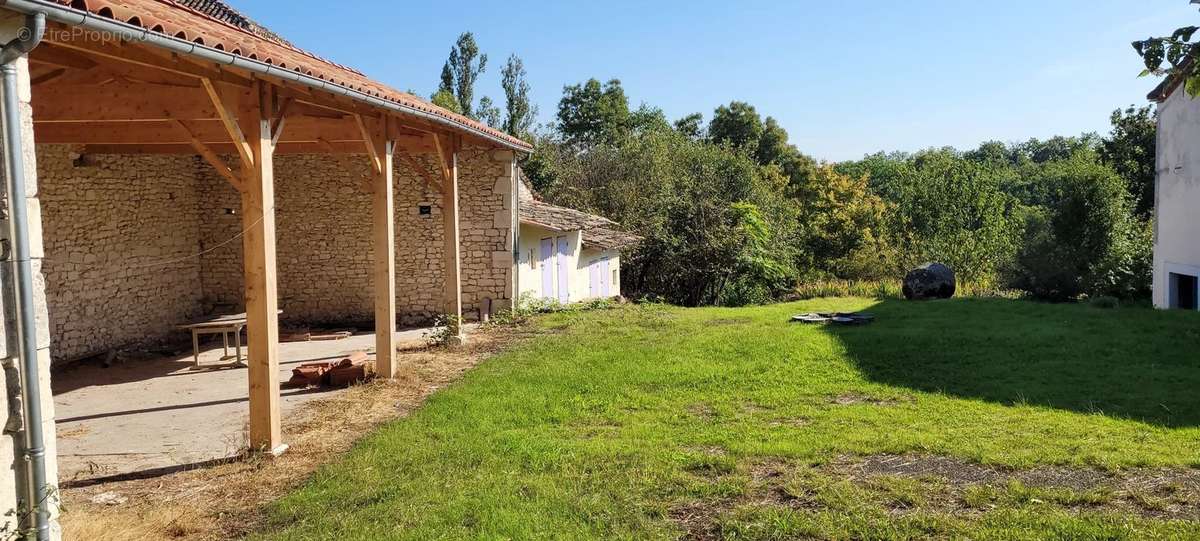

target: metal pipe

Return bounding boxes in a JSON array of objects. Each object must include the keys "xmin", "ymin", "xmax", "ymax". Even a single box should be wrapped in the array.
[
  {"xmin": 0, "ymin": 0, "xmax": 530, "ymax": 152},
  {"xmin": 0, "ymin": 11, "xmax": 49, "ymax": 540}
]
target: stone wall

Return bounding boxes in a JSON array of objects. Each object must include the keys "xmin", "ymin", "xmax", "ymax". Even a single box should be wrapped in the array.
[
  {"xmin": 457, "ymin": 148, "xmax": 516, "ymax": 316},
  {"xmin": 37, "ymin": 146, "xmax": 205, "ymax": 362},
  {"xmin": 197, "ymin": 154, "xmax": 381, "ymax": 325},
  {"xmin": 196, "ymin": 147, "xmax": 515, "ymax": 326},
  {"xmin": 32, "ymin": 143, "xmax": 515, "ymax": 364}
]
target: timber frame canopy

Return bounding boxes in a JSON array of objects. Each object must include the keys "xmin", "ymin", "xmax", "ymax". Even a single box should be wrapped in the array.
[{"xmin": 20, "ymin": 0, "xmax": 531, "ymax": 453}]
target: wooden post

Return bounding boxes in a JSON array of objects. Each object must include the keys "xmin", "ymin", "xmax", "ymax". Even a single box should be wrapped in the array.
[
  {"xmin": 437, "ymin": 136, "xmax": 464, "ymax": 342},
  {"xmin": 370, "ymin": 118, "xmax": 398, "ymax": 377},
  {"xmin": 242, "ymin": 82, "xmax": 283, "ymax": 454}
]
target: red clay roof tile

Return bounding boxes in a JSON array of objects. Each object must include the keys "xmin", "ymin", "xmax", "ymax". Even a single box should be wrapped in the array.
[{"xmin": 53, "ymin": 0, "xmax": 532, "ymax": 150}]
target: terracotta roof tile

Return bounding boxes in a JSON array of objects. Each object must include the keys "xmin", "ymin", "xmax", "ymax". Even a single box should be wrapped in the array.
[
  {"xmin": 54, "ymin": 0, "xmax": 531, "ymax": 150},
  {"xmin": 517, "ymin": 172, "xmax": 642, "ymax": 250}
]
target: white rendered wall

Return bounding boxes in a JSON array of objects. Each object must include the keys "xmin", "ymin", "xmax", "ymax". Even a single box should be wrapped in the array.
[{"xmin": 1153, "ymin": 85, "xmax": 1200, "ymax": 309}]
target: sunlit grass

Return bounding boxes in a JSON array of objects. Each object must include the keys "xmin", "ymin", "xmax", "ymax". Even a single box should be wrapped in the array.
[{"xmin": 255, "ymin": 298, "xmax": 1200, "ymax": 540}]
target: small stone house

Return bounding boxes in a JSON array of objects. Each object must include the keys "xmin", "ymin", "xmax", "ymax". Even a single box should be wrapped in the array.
[
  {"xmin": 515, "ymin": 178, "xmax": 640, "ymax": 304},
  {"xmin": 1149, "ymin": 69, "xmax": 1200, "ymax": 310}
]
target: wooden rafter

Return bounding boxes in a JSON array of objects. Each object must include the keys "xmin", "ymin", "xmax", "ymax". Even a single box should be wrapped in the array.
[
  {"xmin": 353, "ymin": 113, "xmax": 383, "ymax": 175},
  {"xmin": 270, "ymin": 97, "xmax": 293, "ymax": 147},
  {"xmin": 29, "ymin": 43, "xmax": 98, "ymax": 70},
  {"xmin": 44, "ymin": 25, "xmax": 252, "ymax": 87},
  {"xmin": 170, "ymin": 119, "xmax": 243, "ymax": 191},
  {"xmin": 202, "ymin": 77, "xmax": 255, "ymax": 171},
  {"xmin": 29, "ymin": 68, "xmax": 66, "ymax": 86},
  {"xmin": 431, "ymin": 132, "xmax": 456, "ymax": 191}
]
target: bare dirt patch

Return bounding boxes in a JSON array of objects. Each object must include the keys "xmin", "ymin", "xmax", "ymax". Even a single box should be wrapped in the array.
[
  {"xmin": 59, "ymin": 324, "xmax": 537, "ymax": 541},
  {"xmin": 829, "ymin": 393, "xmax": 909, "ymax": 406},
  {"xmin": 670, "ymin": 453, "xmax": 1200, "ymax": 536}
]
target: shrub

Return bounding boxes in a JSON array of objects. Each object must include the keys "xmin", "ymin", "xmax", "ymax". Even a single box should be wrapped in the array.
[{"xmin": 1008, "ymin": 157, "xmax": 1151, "ymax": 301}]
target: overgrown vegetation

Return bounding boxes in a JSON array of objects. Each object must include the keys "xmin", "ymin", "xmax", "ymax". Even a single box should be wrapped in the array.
[
  {"xmin": 522, "ymin": 81, "xmax": 1154, "ymax": 305},
  {"xmin": 258, "ymin": 299, "xmax": 1200, "ymax": 540},
  {"xmin": 429, "ymin": 33, "xmax": 1157, "ymax": 307}
]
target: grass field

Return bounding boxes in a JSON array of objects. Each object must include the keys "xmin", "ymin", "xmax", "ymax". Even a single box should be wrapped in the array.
[{"xmin": 254, "ymin": 298, "xmax": 1200, "ymax": 540}]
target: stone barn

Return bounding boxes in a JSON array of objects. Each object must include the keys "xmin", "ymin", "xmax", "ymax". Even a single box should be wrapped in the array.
[{"xmin": 0, "ymin": 0, "xmax": 530, "ymax": 537}]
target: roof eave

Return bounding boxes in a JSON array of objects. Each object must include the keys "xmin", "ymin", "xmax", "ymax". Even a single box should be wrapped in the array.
[{"xmin": 2, "ymin": 0, "xmax": 533, "ymax": 152}]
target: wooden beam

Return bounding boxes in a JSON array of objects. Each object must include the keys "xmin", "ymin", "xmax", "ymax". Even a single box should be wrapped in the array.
[
  {"xmin": 29, "ymin": 43, "xmax": 98, "ymax": 70},
  {"xmin": 33, "ymin": 81, "xmax": 219, "ymax": 122},
  {"xmin": 29, "ymin": 68, "xmax": 66, "ymax": 86},
  {"xmin": 241, "ymin": 81, "xmax": 284, "ymax": 454},
  {"xmin": 370, "ymin": 117, "xmax": 398, "ymax": 377},
  {"xmin": 35, "ymin": 116, "xmax": 369, "ymax": 145},
  {"xmin": 399, "ymin": 151, "xmax": 443, "ymax": 193},
  {"xmin": 271, "ymin": 97, "xmax": 294, "ymax": 147},
  {"xmin": 202, "ymin": 77, "xmax": 255, "ymax": 171},
  {"xmin": 431, "ymin": 132, "xmax": 454, "ymax": 188},
  {"xmin": 43, "ymin": 26, "xmax": 253, "ymax": 87},
  {"xmin": 77, "ymin": 141, "xmax": 375, "ymax": 155},
  {"xmin": 315, "ymin": 137, "xmax": 338, "ymax": 154},
  {"xmin": 354, "ymin": 113, "xmax": 382, "ymax": 174},
  {"xmin": 440, "ymin": 136, "xmax": 464, "ymax": 342},
  {"xmin": 170, "ymin": 119, "xmax": 243, "ymax": 191}
]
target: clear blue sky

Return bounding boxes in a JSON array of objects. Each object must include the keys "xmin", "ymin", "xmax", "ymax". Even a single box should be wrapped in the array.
[{"xmin": 232, "ymin": 0, "xmax": 1194, "ymax": 162}]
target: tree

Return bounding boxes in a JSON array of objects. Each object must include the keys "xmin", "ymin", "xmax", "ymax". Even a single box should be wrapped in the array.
[
  {"xmin": 673, "ymin": 113, "xmax": 704, "ymax": 140},
  {"xmin": 889, "ymin": 150, "xmax": 1021, "ymax": 283},
  {"xmin": 793, "ymin": 166, "xmax": 897, "ymax": 279},
  {"xmin": 500, "ymin": 54, "xmax": 537, "ymax": 138},
  {"xmin": 534, "ymin": 128, "xmax": 798, "ymax": 306},
  {"xmin": 756, "ymin": 117, "xmax": 791, "ymax": 166},
  {"xmin": 1010, "ymin": 156, "xmax": 1151, "ymax": 300},
  {"xmin": 1099, "ymin": 105, "xmax": 1157, "ymax": 218},
  {"xmin": 430, "ymin": 88, "xmax": 463, "ymax": 115},
  {"xmin": 557, "ymin": 78, "xmax": 631, "ymax": 147},
  {"xmin": 476, "ymin": 95, "xmax": 501, "ymax": 127},
  {"xmin": 439, "ymin": 32, "xmax": 488, "ymax": 119},
  {"xmin": 708, "ymin": 101, "xmax": 763, "ymax": 152}
]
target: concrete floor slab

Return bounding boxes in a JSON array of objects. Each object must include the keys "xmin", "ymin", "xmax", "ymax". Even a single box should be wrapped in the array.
[{"xmin": 51, "ymin": 327, "xmax": 436, "ymax": 484}]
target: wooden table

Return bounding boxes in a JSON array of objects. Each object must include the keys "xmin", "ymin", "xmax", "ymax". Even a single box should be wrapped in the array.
[{"xmin": 178, "ymin": 312, "xmax": 279, "ymax": 369}]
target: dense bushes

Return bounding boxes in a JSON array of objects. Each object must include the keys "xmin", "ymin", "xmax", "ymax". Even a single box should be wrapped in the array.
[
  {"xmin": 527, "ymin": 79, "xmax": 1154, "ymax": 305},
  {"xmin": 1011, "ymin": 157, "xmax": 1151, "ymax": 300}
]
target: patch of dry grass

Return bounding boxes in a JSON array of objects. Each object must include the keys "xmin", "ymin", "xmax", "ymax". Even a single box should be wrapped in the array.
[{"xmin": 59, "ymin": 324, "xmax": 532, "ymax": 541}]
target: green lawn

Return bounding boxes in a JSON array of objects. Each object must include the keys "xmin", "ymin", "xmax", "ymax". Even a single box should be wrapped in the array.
[{"xmin": 255, "ymin": 298, "xmax": 1200, "ymax": 540}]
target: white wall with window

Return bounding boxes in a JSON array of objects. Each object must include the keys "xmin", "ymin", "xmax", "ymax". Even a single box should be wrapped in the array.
[
  {"xmin": 517, "ymin": 223, "xmax": 622, "ymax": 304},
  {"xmin": 1152, "ymin": 83, "xmax": 1200, "ymax": 311}
]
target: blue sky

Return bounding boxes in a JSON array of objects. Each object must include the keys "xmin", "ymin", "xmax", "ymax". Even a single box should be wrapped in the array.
[{"xmin": 232, "ymin": 0, "xmax": 1194, "ymax": 162}]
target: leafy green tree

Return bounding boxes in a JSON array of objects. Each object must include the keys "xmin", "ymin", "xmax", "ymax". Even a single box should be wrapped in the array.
[
  {"xmin": 557, "ymin": 79, "xmax": 631, "ymax": 147},
  {"xmin": 500, "ymin": 55, "xmax": 537, "ymax": 138},
  {"xmin": 708, "ymin": 101, "xmax": 763, "ymax": 152},
  {"xmin": 673, "ymin": 113, "xmax": 704, "ymax": 140},
  {"xmin": 629, "ymin": 104, "xmax": 672, "ymax": 135},
  {"xmin": 755, "ymin": 117, "xmax": 792, "ymax": 166},
  {"xmin": 890, "ymin": 150, "xmax": 1021, "ymax": 283},
  {"xmin": 792, "ymin": 165, "xmax": 898, "ymax": 279},
  {"xmin": 1010, "ymin": 156, "xmax": 1151, "ymax": 300},
  {"xmin": 1099, "ymin": 105, "xmax": 1157, "ymax": 218},
  {"xmin": 476, "ymin": 95, "xmax": 501, "ymax": 127},
  {"xmin": 536, "ymin": 129, "xmax": 797, "ymax": 306},
  {"xmin": 439, "ymin": 32, "xmax": 488, "ymax": 119},
  {"xmin": 430, "ymin": 88, "xmax": 463, "ymax": 115}
]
